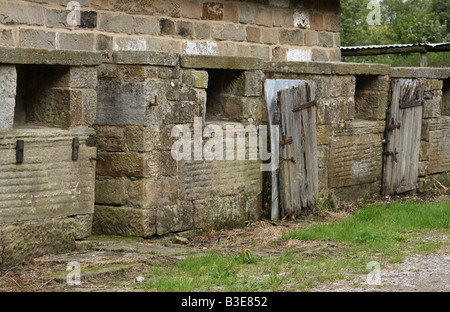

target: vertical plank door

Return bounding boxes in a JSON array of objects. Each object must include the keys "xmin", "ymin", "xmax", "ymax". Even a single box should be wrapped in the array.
[
  {"xmin": 276, "ymin": 82, "xmax": 318, "ymax": 217},
  {"xmin": 383, "ymin": 79, "xmax": 424, "ymax": 195}
]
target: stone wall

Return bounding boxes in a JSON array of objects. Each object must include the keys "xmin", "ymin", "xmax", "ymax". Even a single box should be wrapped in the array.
[
  {"xmin": 92, "ymin": 53, "xmax": 266, "ymax": 236},
  {"xmin": 0, "ymin": 0, "xmax": 341, "ymax": 62},
  {"xmin": 0, "ymin": 49, "xmax": 100, "ymax": 265},
  {"xmin": 265, "ymin": 63, "xmax": 450, "ymax": 203}
]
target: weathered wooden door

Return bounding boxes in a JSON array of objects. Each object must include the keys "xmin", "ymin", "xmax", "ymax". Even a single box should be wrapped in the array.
[
  {"xmin": 277, "ymin": 82, "xmax": 319, "ymax": 217},
  {"xmin": 383, "ymin": 79, "xmax": 424, "ymax": 195}
]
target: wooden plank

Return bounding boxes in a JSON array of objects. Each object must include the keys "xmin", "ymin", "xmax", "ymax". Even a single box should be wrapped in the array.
[
  {"xmin": 383, "ymin": 79, "xmax": 424, "ymax": 195},
  {"xmin": 277, "ymin": 82, "xmax": 318, "ymax": 217}
]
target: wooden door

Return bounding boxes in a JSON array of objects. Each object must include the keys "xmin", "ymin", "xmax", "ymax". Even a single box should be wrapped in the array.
[
  {"xmin": 277, "ymin": 82, "xmax": 318, "ymax": 217},
  {"xmin": 383, "ymin": 79, "xmax": 424, "ymax": 195}
]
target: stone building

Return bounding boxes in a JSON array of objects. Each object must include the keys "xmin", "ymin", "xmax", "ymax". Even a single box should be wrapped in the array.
[{"xmin": 0, "ymin": 0, "xmax": 448, "ymax": 265}]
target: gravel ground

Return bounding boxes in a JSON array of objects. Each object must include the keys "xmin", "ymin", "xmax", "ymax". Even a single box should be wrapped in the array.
[{"xmin": 314, "ymin": 248, "xmax": 449, "ymax": 292}]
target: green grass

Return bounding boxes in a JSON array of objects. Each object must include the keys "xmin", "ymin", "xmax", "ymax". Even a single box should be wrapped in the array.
[
  {"xmin": 287, "ymin": 200, "xmax": 449, "ymax": 260},
  {"xmin": 140, "ymin": 200, "xmax": 449, "ymax": 292},
  {"xmin": 288, "ymin": 200, "xmax": 448, "ymax": 240}
]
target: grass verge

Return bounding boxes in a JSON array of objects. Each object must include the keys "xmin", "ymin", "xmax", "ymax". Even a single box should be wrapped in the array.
[{"xmin": 140, "ymin": 200, "xmax": 449, "ymax": 292}]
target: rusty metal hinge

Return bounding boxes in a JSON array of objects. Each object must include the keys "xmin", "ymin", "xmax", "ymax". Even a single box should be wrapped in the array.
[
  {"xmin": 282, "ymin": 157, "xmax": 295, "ymax": 163},
  {"xmin": 281, "ymin": 135, "xmax": 292, "ymax": 146},
  {"xmin": 400, "ymin": 99, "xmax": 424, "ymax": 109},
  {"xmin": 388, "ymin": 118, "xmax": 401, "ymax": 131},
  {"xmin": 292, "ymin": 100, "xmax": 317, "ymax": 112},
  {"xmin": 384, "ymin": 148, "xmax": 399, "ymax": 163}
]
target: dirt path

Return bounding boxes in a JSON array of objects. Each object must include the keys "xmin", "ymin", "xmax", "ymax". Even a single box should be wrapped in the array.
[{"xmin": 313, "ymin": 250, "xmax": 450, "ymax": 292}]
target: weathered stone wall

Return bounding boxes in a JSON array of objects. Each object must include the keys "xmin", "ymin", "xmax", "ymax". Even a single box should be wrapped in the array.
[
  {"xmin": 0, "ymin": 128, "xmax": 96, "ymax": 265},
  {"xmin": 0, "ymin": 0, "xmax": 341, "ymax": 62},
  {"xmin": 0, "ymin": 51, "xmax": 100, "ymax": 265},
  {"xmin": 93, "ymin": 52, "xmax": 266, "ymax": 236},
  {"xmin": 265, "ymin": 63, "xmax": 450, "ymax": 203}
]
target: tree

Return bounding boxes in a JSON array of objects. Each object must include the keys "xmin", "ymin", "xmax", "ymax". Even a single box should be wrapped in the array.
[{"xmin": 341, "ymin": 0, "xmax": 449, "ymax": 66}]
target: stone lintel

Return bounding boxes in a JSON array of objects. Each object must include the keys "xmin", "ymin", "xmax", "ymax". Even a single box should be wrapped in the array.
[{"xmin": 0, "ymin": 47, "xmax": 102, "ymax": 66}]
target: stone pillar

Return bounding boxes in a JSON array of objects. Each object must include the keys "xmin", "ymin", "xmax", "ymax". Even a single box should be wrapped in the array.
[{"xmin": 0, "ymin": 65, "xmax": 17, "ymax": 129}]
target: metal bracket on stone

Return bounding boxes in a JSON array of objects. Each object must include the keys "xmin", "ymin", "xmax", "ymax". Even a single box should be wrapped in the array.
[
  {"xmin": 72, "ymin": 137, "xmax": 80, "ymax": 161},
  {"xmin": 148, "ymin": 96, "xmax": 158, "ymax": 107},
  {"xmin": 16, "ymin": 140, "xmax": 24, "ymax": 164}
]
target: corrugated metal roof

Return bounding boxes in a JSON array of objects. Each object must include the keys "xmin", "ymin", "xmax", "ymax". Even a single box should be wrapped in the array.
[{"xmin": 341, "ymin": 42, "xmax": 450, "ymax": 51}]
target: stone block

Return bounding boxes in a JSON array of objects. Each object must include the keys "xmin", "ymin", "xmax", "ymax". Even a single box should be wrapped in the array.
[
  {"xmin": 192, "ymin": 194, "xmax": 261, "ymax": 229},
  {"xmin": 92, "ymin": 205, "xmax": 156, "ymax": 238},
  {"xmin": 251, "ymin": 45, "xmax": 270, "ymax": 60},
  {"xmin": 273, "ymin": 8, "xmax": 294, "ymax": 27},
  {"xmin": 328, "ymin": 132, "xmax": 383, "ymax": 188},
  {"xmin": 156, "ymin": 203, "xmax": 194, "ymax": 235},
  {"xmin": 223, "ymin": 3, "xmax": 239, "ymax": 23},
  {"xmin": 114, "ymin": 37, "xmax": 147, "ymax": 51},
  {"xmin": 311, "ymin": 13, "xmax": 324, "ymax": 31},
  {"xmin": 148, "ymin": 37, "xmax": 181, "ymax": 53},
  {"xmin": 304, "ymin": 31, "xmax": 318, "ymax": 46},
  {"xmin": 246, "ymin": 26, "xmax": 261, "ymax": 43},
  {"xmin": 96, "ymin": 80, "xmax": 148, "ymax": 126},
  {"xmin": 202, "ymin": 2, "xmax": 224, "ymax": 21},
  {"xmin": 318, "ymin": 32, "xmax": 334, "ymax": 48},
  {"xmin": 182, "ymin": 70, "xmax": 209, "ymax": 89},
  {"xmin": 213, "ymin": 24, "xmax": 245, "ymax": 42},
  {"xmin": 96, "ymin": 152, "xmax": 149, "ymax": 178},
  {"xmin": 46, "ymin": 9, "xmax": 70, "ymax": 28},
  {"xmin": 177, "ymin": 21, "xmax": 194, "ymax": 38},
  {"xmin": 419, "ymin": 141, "xmax": 429, "ymax": 161},
  {"xmin": 19, "ymin": 29, "xmax": 56, "ymax": 50},
  {"xmin": 254, "ymin": 7, "xmax": 273, "ymax": 27},
  {"xmin": 100, "ymin": 12, "xmax": 133, "ymax": 34},
  {"xmin": 317, "ymin": 125, "xmax": 331, "ymax": 145},
  {"xmin": 355, "ymin": 90, "xmax": 389, "ymax": 120},
  {"xmin": 279, "ymin": 29, "xmax": 303, "ymax": 45},
  {"xmin": 239, "ymin": 3, "xmax": 255, "ymax": 24},
  {"xmin": 180, "ymin": 1, "xmax": 202, "ymax": 19},
  {"xmin": 70, "ymin": 88, "xmax": 98, "ymax": 126},
  {"xmin": 0, "ymin": 29, "xmax": 14, "ymax": 47},
  {"xmin": 0, "ymin": 128, "xmax": 96, "ymax": 223},
  {"xmin": 95, "ymin": 126, "xmax": 126, "ymax": 152},
  {"xmin": 125, "ymin": 126, "xmax": 145, "ymax": 152},
  {"xmin": 160, "ymin": 18, "xmax": 176, "ymax": 35},
  {"xmin": 428, "ymin": 128, "xmax": 450, "ymax": 174},
  {"xmin": 73, "ymin": 214, "xmax": 93, "ymax": 239},
  {"xmin": 424, "ymin": 79, "xmax": 443, "ymax": 92},
  {"xmin": 0, "ymin": 65, "xmax": 17, "ymax": 129},
  {"xmin": 244, "ymin": 70, "xmax": 263, "ymax": 97},
  {"xmin": 0, "ymin": 218, "xmax": 78, "ymax": 265},
  {"xmin": 195, "ymin": 23, "xmax": 211, "ymax": 40},
  {"xmin": 0, "ymin": 3, "xmax": 44, "ymax": 26},
  {"xmin": 134, "ymin": 16, "xmax": 159, "ymax": 35},
  {"xmin": 58, "ymin": 33, "xmax": 94, "ymax": 51},
  {"xmin": 97, "ymin": 34, "xmax": 114, "ymax": 51},
  {"xmin": 95, "ymin": 179, "xmax": 127, "ymax": 206},
  {"xmin": 330, "ymin": 76, "xmax": 355, "ymax": 97},
  {"xmin": 423, "ymin": 92, "xmax": 442, "ymax": 118},
  {"xmin": 80, "ymin": 11, "xmax": 98, "ymax": 29},
  {"xmin": 261, "ymin": 28, "xmax": 279, "ymax": 45},
  {"xmin": 311, "ymin": 48, "xmax": 328, "ymax": 62},
  {"xmin": 324, "ymin": 14, "xmax": 340, "ymax": 32}
]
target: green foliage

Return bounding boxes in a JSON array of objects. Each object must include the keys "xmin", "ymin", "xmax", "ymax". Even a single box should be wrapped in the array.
[{"xmin": 341, "ymin": 0, "xmax": 450, "ymax": 67}]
